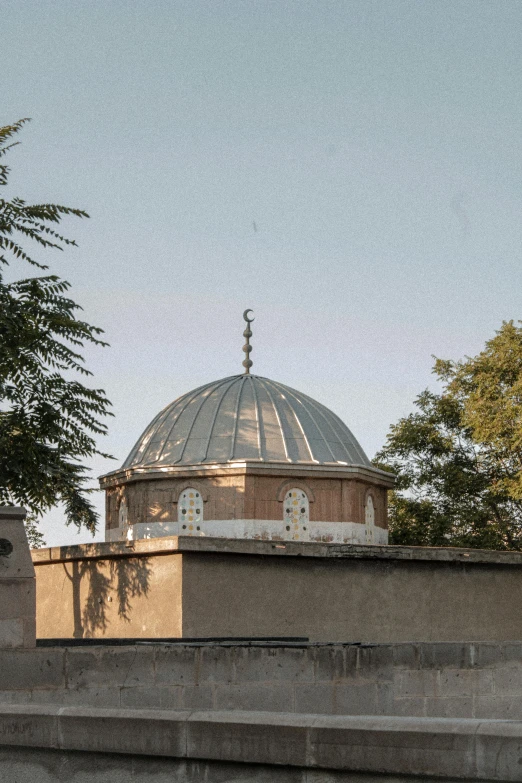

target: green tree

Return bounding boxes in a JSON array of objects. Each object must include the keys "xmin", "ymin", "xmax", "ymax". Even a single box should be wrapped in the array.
[
  {"xmin": 0, "ymin": 119, "xmax": 112, "ymax": 546},
  {"xmin": 376, "ymin": 321, "xmax": 522, "ymax": 550}
]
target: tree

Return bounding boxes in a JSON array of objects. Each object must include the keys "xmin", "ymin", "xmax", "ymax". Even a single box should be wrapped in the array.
[
  {"xmin": 0, "ymin": 119, "xmax": 112, "ymax": 546},
  {"xmin": 376, "ymin": 321, "xmax": 522, "ymax": 550}
]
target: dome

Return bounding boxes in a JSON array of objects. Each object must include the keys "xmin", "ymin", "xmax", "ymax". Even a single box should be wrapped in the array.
[{"xmin": 123, "ymin": 375, "xmax": 371, "ymax": 469}]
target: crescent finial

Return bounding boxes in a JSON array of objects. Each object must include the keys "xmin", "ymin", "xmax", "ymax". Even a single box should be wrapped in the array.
[{"xmin": 242, "ymin": 309, "xmax": 254, "ymax": 374}]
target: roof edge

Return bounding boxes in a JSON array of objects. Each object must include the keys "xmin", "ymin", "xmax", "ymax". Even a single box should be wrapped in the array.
[
  {"xmin": 99, "ymin": 460, "xmax": 395, "ymax": 489},
  {"xmin": 32, "ymin": 534, "xmax": 522, "ymax": 567}
]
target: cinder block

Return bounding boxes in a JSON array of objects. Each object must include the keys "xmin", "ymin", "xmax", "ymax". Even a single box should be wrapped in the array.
[
  {"xmin": 375, "ymin": 684, "xmax": 394, "ymax": 715},
  {"xmin": 181, "ymin": 685, "xmax": 214, "ymax": 710},
  {"xmin": 213, "ymin": 683, "xmax": 293, "ymax": 713},
  {"xmin": 157, "ymin": 686, "xmax": 185, "ymax": 710},
  {"xmin": 501, "ymin": 643, "xmax": 522, "ymax": 664},
  {"xmin": 331, "ymin": 683, "xmax": 378, "ymax": 715},
  {"xmin": 398, "ymin": 670, "xmax": 439, "ymax": 698},
  {"xmin": 420, "ymin": 643, "xmax": 472, "ymax": 669},
  {"xmin": 471, "ymin": 644, "xmax": 502, "ymax": 668},
  {"xmin": 294, "ymin": 684, "xmax": 333, "ymax": 714},
  {"xmin": 119, "ymin": 687, "xmax": 161, "ymax": 709},
  {"xmin": 120, "ymin": 686, "xmax": 182, "ymax": 710},
  {"xmin": 439, "ymin": 669, "xmax": 493, "ymax": 698},
  {"xmin": 388, "ymin": 697, "xmax": 426, "ymax": 717},
  {"xmin": 294, "ymin": 683, "xmax": 377, "ymax": 716},
  {"xmin": 313, "ymin": 645, "xmax": 358, "ymax": 683},
  {"xmin": 195, "ymin": 647, "xmax": 236, "ymax": 685},
  {"xmin": 233, "ymin": 646, "xmax": 314, "ymax": 683},
  {"xmin": 30, "ymin": 687, "xmax": 121, "ymax": 709},
  {"xmin": 356, "ymin": 645, "xmax": 394, "ymax": 679},
  {"xmin": 474, "ymin": 694, "xmax": 522, "ymax": 720},
  {"xmin": 155, "ymin": 646, "xmax": 233, "ymax": 687},
  {"xmin": 154, "ymin": 646, "xmax": 200, "ymax": 686},
  {"xmin": 66, "ymin": 646, "xmax": 154, "ymax": 690},
  {"xmin": 393, "ymin": 644, "xmax": 420, "ymax": 669},
  {"xmin": 0, "ymin": 649, "xmax": 65, "ymax": 690},
  {"xmin": 426, "ymin": 697, "xmax": 473, "ymax": 719},
  {"xmin": 492, "ymin": 665, "xmax": 522, "ymax": 695}
]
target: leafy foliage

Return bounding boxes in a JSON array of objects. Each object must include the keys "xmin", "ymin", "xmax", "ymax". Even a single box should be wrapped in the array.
[
  {"xmin": 0, "ymin": 120, "xmax": 112, "ymax": 545},
  {"xmin": 376, "ymin": 322, "xmax": 522, "ymax": 550},
  {"xmin": 23, "ymin": 514, "xmax": 46, "ymax": 549}
]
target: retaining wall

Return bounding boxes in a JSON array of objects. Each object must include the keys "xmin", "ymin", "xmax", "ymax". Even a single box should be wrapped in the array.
[
  {"xmin": 2, "ymin": 641, "xmax": 522, "ymax": 720},
  {"xmin": 1, "ymin": 706, "xmax": 521, "ymax": 782}
]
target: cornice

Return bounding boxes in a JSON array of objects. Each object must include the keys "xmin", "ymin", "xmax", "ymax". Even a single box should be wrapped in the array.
[
  {"xmin": 99, "ymin": 460, "xmax": 395, "ymax": 489},
  {"xmin": 32, "ymin": 534, "xmax": 522, "ymax": 568}
]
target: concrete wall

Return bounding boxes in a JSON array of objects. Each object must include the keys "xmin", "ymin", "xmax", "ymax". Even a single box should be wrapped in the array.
[
  {"xmin": 1, "ymin": 704, "xmax": 521, "ymax": 782},
  {"xmin": 2, "ymin": 641, "xmax": 522, "ymax": 721},
  {"xmin": 3, "ymin": 643, "xmax": 522, "ymax": 780},
  {"xmin": 32, "ymin": 537, "xmax": 522, "ymax": 642},
  {"xmin": 35, "ymin": 549, "xmax": 182, "ymax": 639},
  {"xmin": 0, "ymin": 747, "xmax": 401, "ymax": 783},
  {"xmin": 0, "ymin": 507, "xmax": 35, "ymax": 649}
]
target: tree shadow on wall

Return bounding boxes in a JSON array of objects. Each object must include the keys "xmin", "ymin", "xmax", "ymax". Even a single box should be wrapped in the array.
[{"xmin": 64, "ymin": 556, "xmax": 152, "ymax": 638}]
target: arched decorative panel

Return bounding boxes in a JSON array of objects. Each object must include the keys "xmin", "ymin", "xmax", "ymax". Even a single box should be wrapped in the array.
[
  {"xmin": 284, "ymin": 488, "xmax": 310, "ymax": 541},
  {"xmin": 178, "ymin": 488, "xmax": 203, "ymax": 534},
  {"xmin": 365, "ymin": 494, "xmax": 375, "ymax": 543}
]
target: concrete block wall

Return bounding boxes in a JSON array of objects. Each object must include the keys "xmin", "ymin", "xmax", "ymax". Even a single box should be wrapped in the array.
[{"xmin": 1, "ymin": 641, "xmax": 522, "ymax": 719}]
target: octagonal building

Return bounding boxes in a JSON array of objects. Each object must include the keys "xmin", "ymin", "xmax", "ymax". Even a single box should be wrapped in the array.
[{"xmin": 100, "ymin": 368, "xmax": 394, "ymax": 545}]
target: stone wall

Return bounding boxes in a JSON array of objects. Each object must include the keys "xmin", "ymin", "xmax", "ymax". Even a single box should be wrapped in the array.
[{"xmin": 2, "ymin": 641, "xmax": 522, "ymax": 720}]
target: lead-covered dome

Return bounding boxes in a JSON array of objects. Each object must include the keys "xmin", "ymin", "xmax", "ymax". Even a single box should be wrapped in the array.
[{"xmin": 123, "ymin": 375, "xmax": 370, "ymax": 469}]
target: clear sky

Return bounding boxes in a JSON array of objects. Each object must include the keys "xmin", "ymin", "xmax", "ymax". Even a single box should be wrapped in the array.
[{"xmin": 2, "ymin": 1, "xmax": 522, "ymax": 545}]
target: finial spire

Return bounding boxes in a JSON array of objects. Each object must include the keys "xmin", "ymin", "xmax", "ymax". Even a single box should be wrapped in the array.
[{"xmin": 242, "ymin": 309, "xmax": 255, "ymax": 374}]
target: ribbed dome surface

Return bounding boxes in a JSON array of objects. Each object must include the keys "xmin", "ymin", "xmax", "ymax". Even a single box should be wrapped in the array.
[{"xmin": 123, "ymin": 375, "xmax": 370, "ymax": 469}]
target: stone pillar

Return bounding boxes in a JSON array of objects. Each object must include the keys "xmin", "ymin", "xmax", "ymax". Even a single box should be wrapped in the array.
[{"xmin": 0, "ymin": 507, "xmax": 36, "ymax": 648}]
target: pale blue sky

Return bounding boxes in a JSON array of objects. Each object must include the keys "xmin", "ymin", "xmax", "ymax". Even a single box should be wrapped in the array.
[{"xmin": 2, "ymin": 1, "xmax": 521, "ymax": 545}]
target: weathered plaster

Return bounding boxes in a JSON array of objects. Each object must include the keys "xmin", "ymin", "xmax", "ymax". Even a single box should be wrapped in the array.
[
  {"xmin": 106, "ymin": 517, "xmax": 389, "ymax": 545},
  {"xmin": 32, "ymin": 537, "xmax": 522, "ymax": 641}
]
